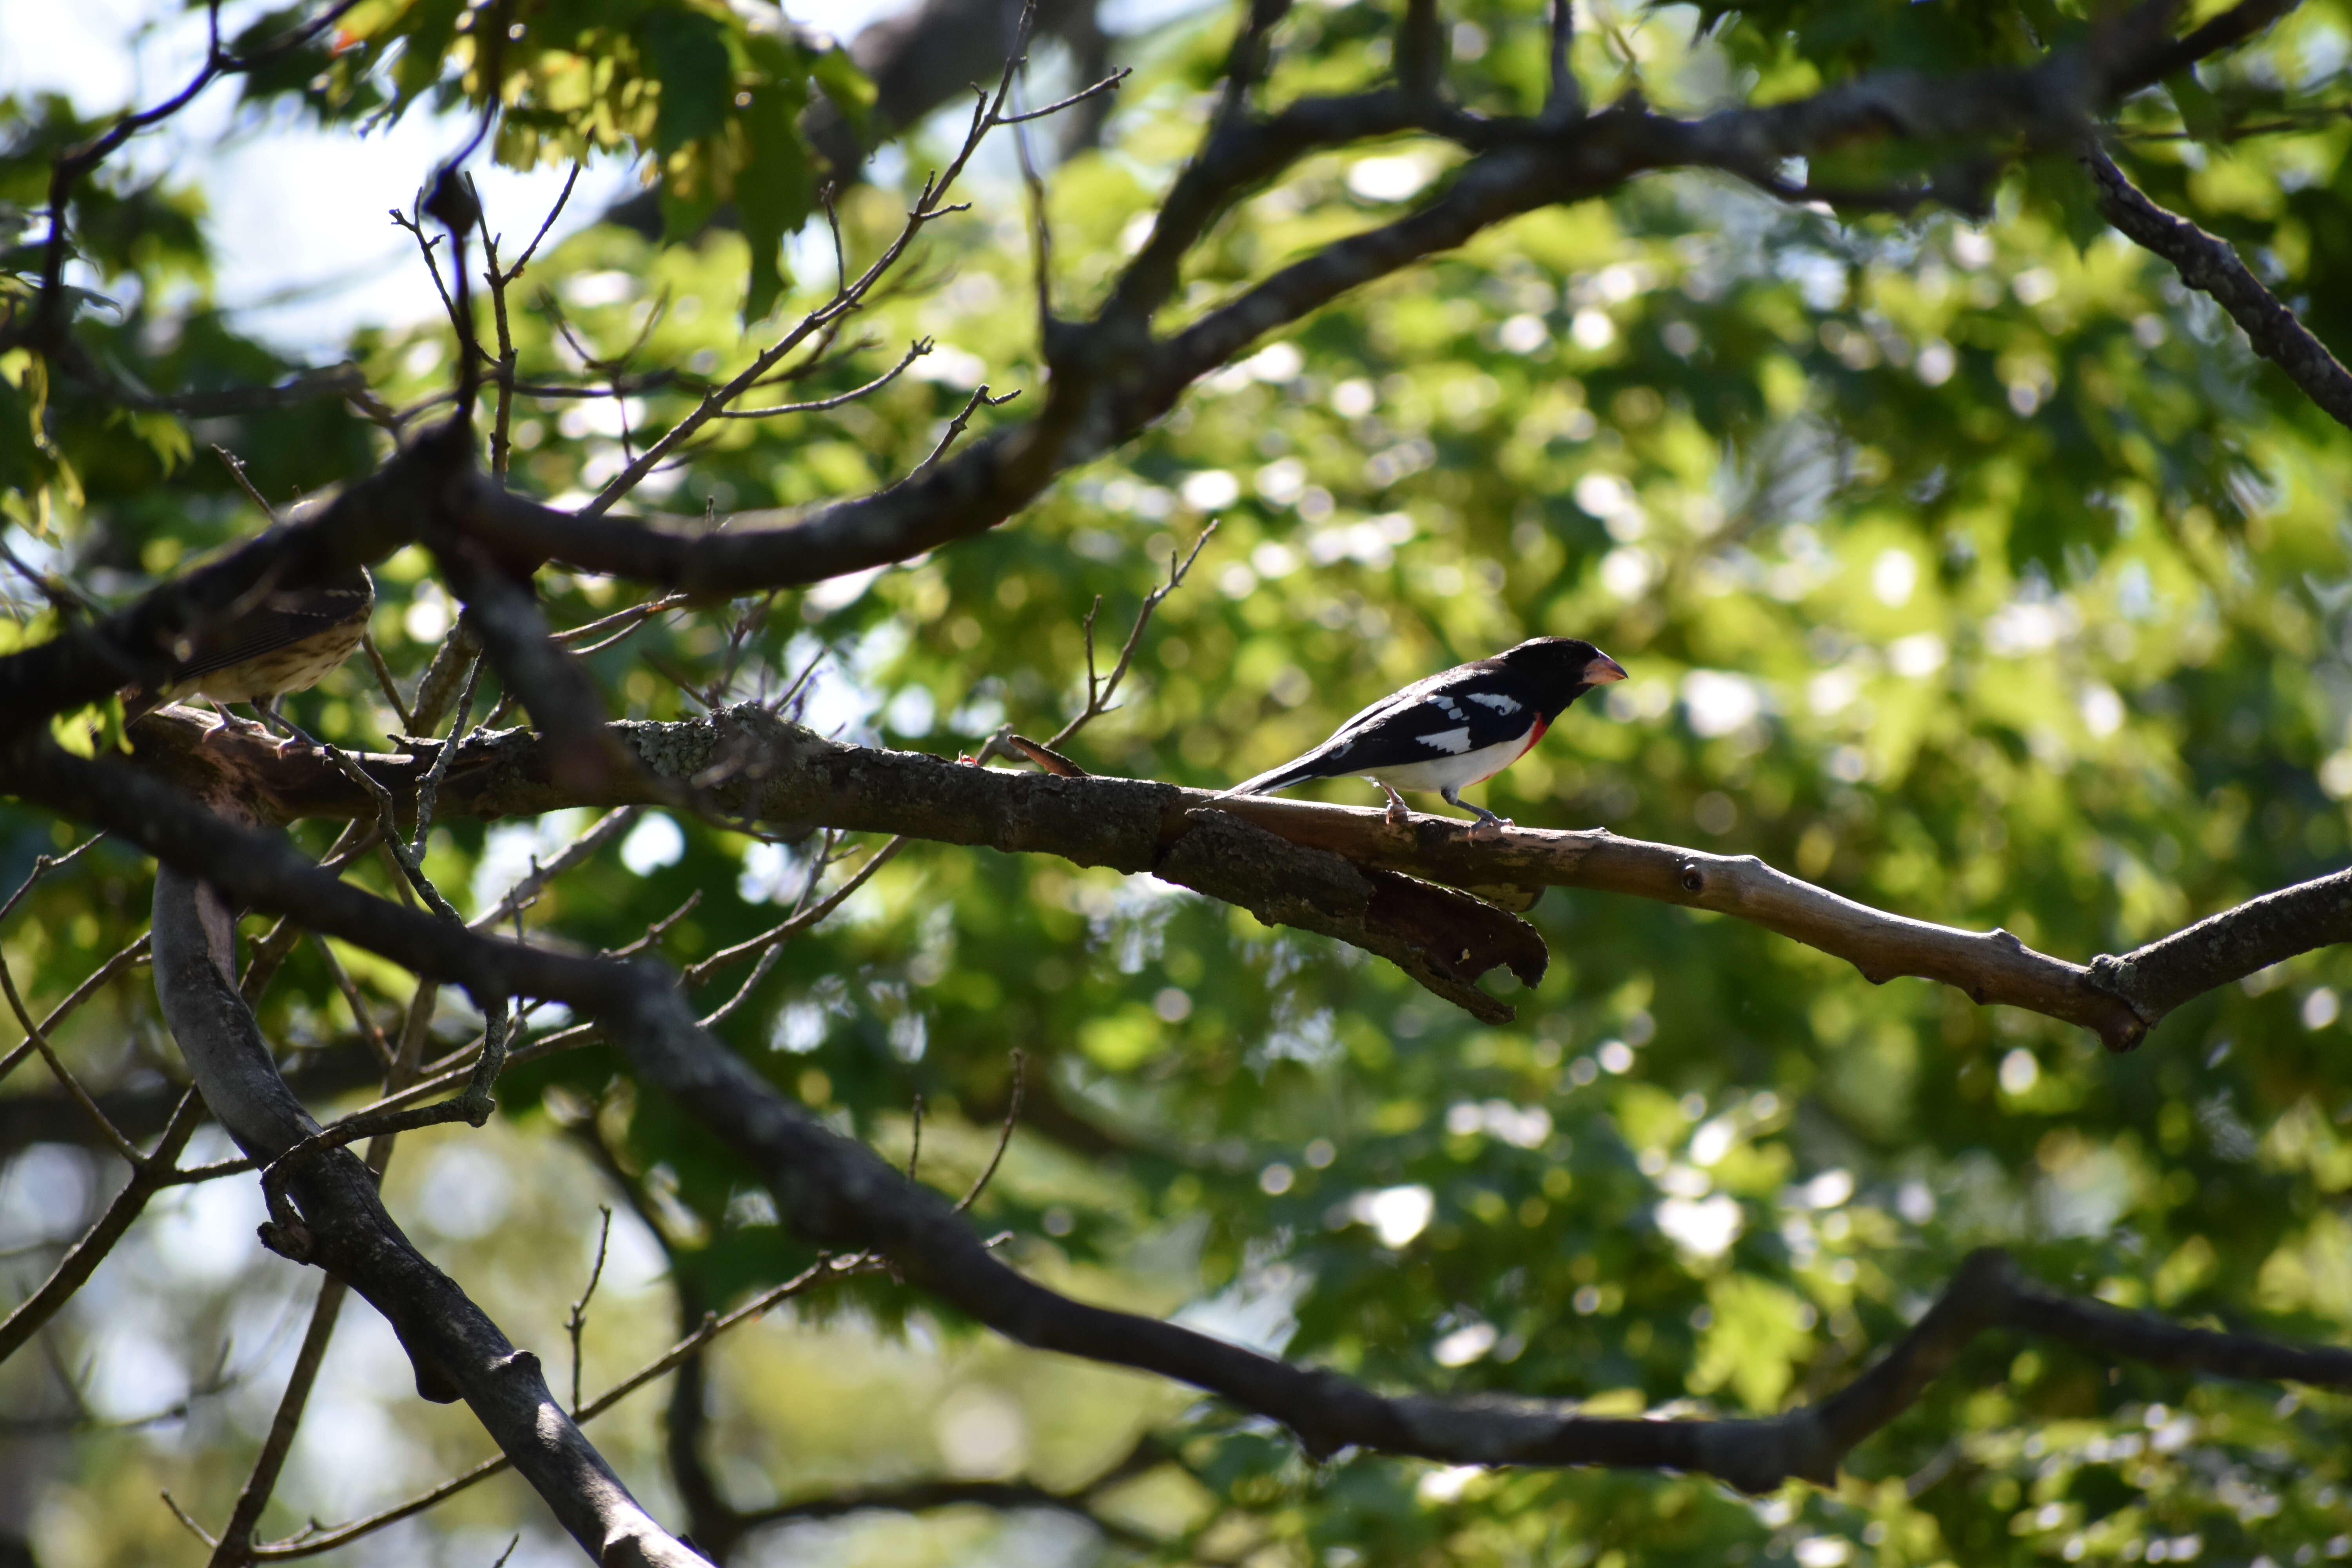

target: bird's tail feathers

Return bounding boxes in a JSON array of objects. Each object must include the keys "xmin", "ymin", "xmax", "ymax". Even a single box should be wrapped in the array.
[
  {"xmin": 119, "ymin": 684, "xmax": 167, "ymax": 725},
  {"xmin": 1215, "ymin": 754, "xmax": 1334, "ymax": 800}
]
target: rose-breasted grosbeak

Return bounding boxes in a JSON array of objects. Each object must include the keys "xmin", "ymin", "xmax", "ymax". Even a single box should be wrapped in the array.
[
  {"xmin": 1219, "ymin": 637, "xmax": 1627, "ymax": 836},
  {"xmin": 123, "ymin": 564, "xmax": 376, "ymax": 746}
]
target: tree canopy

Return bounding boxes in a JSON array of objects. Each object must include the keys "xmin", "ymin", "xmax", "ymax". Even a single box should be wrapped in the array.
[{"xmin": 6, "ymin": 0, "xmax": 2352, "ymax": 1565}]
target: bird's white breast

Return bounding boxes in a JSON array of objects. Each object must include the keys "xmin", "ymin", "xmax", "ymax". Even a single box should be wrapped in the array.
[{"xmin": 1360, "ymin": 727, "xmax": 1537, "ymax": 791}]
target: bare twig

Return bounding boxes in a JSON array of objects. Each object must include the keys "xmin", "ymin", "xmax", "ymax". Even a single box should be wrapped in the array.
[
  {"xmin": 1000, "ymin": 67, "xmax": 1132, "ymax": 124},
  {"xmin": 358, "ymin": 632, "xmax": 414, "ymax": 732},
  {"xmin": 683, "ymin": 836, "xmax": 906, "ymax": 990},
  {"xmin": 566, "ymin": 1206, "xmax": 614, "ymax": 1416},
  {"xmin": 1043, "ymin": 520, "xmax": 1214, "ymax": 750},
  {"xmin": 211, "ymin": 444, "xmax": 276, "ymax": 517},
  {"xmin": 414, "ymin": 654, "xmax": 486, "ymax": 858},
  {"xmin": 506, "ymin": 160, "xmax": 584, "ymax": 281},
  {"xmin": 0, "ymin": 1089, "xmax": 204, "ymax": 1363},
  {"xmin": 321, "ymin": 745, "xmax": 461, "ymax": 923},
  {"xmin": 470, "ymin": 805, "xmax": 643, "ymax": 932},
  {"xmin": 311, "ymin": 933, "xmax": 394, "ymax": 1072},
  {"xmin": 953, "ymin": 1049, "xmax": 1023, "ymax": 1213},
  {"xmin": 909, "ymin": 384, "xmax": 1022, "ymax": 478},
  {"xmin": 579, "ymin": 0, "xmax": 1055, "ymax": 516},
  {"xmin": 0, "ymin": 835, "xmax": 101, "ymax": 927},
  {"xmin": 1011, "ymin": 79, "xmax": 1056, "ymax": 328},
  {"xmin": 0, "ymin": 949, "xmax": 149, "ymax": 1168},
  {"xmin": 203, "ymin": 1275, "xmax": 351, "ymax": 1568},
  {"xmin": 0, "ymin": 849, "xmax": 122, "ymax": 1082},
  {"xmin": 713, "ymin": 339, "xmax": 933, "ymax": 419}
]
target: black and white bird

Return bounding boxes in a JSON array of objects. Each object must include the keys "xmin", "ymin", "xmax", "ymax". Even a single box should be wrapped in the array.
[{"xmin": 1218, "ymin": 637, "xmax": 1627, "ymax": 836}]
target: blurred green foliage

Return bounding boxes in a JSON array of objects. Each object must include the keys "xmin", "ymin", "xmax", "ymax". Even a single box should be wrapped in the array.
[{"xmin": 8, "ymin": 1, "xmax": 2352, "ymax": 1565}]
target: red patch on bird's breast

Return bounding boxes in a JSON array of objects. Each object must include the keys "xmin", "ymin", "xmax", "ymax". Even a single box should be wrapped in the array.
[{"xmin": 1467, "ymin": 717, "xmax": 1550, "ymax": 784}]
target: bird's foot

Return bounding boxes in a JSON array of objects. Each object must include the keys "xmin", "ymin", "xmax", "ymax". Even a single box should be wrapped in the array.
[
  {"xmin": 200, "ymin": 707, "xmax": 267, "ymax": 748},
  {"xmin": 202, "ymin": 700, "xmax": 266, "ymax": 733},
  {"xmin": 1384, "ymin": 800, "xmax": 1410, "ymax": 826},
  {"xmin": 254, "ymin": 705, "xmax": 321, "ymax": 757},
  {"xmin": 1468, "ymin": 815, "xmax": 1512, "ymax": 842}
]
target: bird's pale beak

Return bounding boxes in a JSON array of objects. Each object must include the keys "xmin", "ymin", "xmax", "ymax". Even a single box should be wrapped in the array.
[{"xmin": 1583, "ymin": 653, "xmax": 1629, "ymax": 685}]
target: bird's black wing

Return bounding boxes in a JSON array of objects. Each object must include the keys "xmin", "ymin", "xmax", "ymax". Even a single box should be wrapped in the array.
[
  {"xmin": 1228, "ymin": 657, "xmax": 1535, "ymax": 792},
  {"xmin": 1310, "ymin": 659, "xmax": 1537, "ymax": 773},
  {"xmin": 1329, "ymin": 657, "xmax": 1504, "ymax": 735}
]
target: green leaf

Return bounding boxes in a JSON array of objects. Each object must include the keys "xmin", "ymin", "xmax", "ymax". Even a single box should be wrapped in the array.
[
  {"xmin": 0, "ymin": 349, "xmax": 62, "ymax": 524},
  {"xmin": 736, "ymin": 83, "xmax": 812, "ymax": 324},
  {"xmin": 657, "ymin": 176, "xmax": 720, "ymax": 250},
  {"xmin": 389, "ymin": 0, "xmax": 468, "ymax": 113},
  {"xmin": 2018, "ymin": 152, "xmax": 2105, "ymax": 254},
  {"xmin": 123, "ymin": 408, "xmax": 192, "ymax": 474},
  {"xmin": 809, "ymin": 44, "xmax": 877, "ymax": 141},
  {"xmin": 2167, "ymin": 68, "xmax": 2227, "ymax": 149},
  {"xmin": 640, "ymin": 7, "xmax": 735, "ymax": 156}
]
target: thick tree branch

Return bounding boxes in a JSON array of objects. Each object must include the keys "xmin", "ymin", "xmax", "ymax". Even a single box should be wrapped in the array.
[
  {"xmin": 2087, "ymin": 866, "xmax": 2352, "ymax": 1025},
  {"xmin": 0, "ymin": 417, "xmax": 471, "ymax": 737},
  {"xmin": 127, "ymin": 709, "xmax": 2253, "ymax": 1046},
  {"xmin": 0, "ymin": 5, "xmax": 2292, "ymax": 751},
  {"xmin": 7, "ymin": 740, "xmax": 2344, "ymax": 1500},
  {"xmin": 147, "ymin": 863, "xmax": 706, "ymax": 1566}
]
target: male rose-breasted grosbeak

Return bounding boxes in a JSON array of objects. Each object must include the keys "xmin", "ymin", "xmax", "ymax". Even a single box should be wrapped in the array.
[
  {"xmin": 1219, "ymin": 637, "xmax": 1627, "ymax": 836},
  {"xmin": 123, "ymin": 563, "xmax": 376, "ymax": 745}
]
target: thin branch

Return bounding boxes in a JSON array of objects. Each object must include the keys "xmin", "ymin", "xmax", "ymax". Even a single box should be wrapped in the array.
[
  {"xmin": 909, "ymin": 384, "xmax": 1022, "ymax": 479},
  {"xmin": 1011, "ymin": 78, "xmax": 1056, "ymax": 329},
  {"xmin": 412, "ymin": 655, "xmax": 485, "ymax": 857},
  {"xmin": 566, "ymin": 1206, "xmax": 614, "ymax": 1416},
  {"xmin": 953, "ymin": 1049, "xmax": 1022, "ymax": 1212},
  {"xmin": 470, "ymin": 805, "xmax": 642, "ymax": 932},
  {"xmin": 506, "ymin": 159, "xmax": 584, "ymax": 281},
  {"xmin": 211, "ymin": 444, "xmax": 277, "ymax": 517},
  {"xmin": 311, "ymin": 933, "xmax": 394, "ymax": 1073},
  {"xmin": 682, "ymin": 836, "xmax": 905, "ymax": 990},
  {"xmin": 204, "ymin": 1275, "xmax": 352, "ymax": 1568},
  {"xmin": 0, "ymin": 834, "xmax": 102, "ymax": 927},
  {"xmin": 0, "ymin": 1089, "xmax": 204, "ymax": 1363},
  {"xmin": 712, "ymin": 339, "xmax": 933, "ymax": 419},
  {"xmin": 0, "ymin": 948, "xmax": 150, "ymax": 1168},
  {"xmin": 2084, "ymin": 145, "xmax": 2352, "ymax": 432},
  {"xmin": 358, "ymin": 633, "xmax": 414, "ymax": 732},
  {"xmin": 1000, "ymin": 66, "xmax": 1133, "ymax": 124},
  {"xmin": 319, "ymin": 744, "xmax": 460, "ymax": 924},
  {"xmin": 1043, "ymin": 521, "xmax": 1214, "ymax": 750},
  {"xmin": 578, "ymin": 0, "xmax": 1048, "ymax": 517}
]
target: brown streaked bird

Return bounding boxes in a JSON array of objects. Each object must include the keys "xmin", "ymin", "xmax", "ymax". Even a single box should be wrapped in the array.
[{"xmin": 123, "ymin": 563, "xmax": 375, "ymax": 747}]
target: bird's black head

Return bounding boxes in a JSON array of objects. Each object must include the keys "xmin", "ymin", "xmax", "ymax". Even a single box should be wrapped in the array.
[{"xmin": 1497, "ymin": 637, "xmax": 1628, "ymax": 715}]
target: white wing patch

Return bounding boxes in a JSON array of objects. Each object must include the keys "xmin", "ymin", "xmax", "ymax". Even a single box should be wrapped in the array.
[
  {"xmin": 1426, "ymin": 694, "xmax": 1466, "ymax": 722},
  {"xmin": 1466, "ymin": 690, "xmax": 1522, "ymax": 716},
  {"xmin": 1415, "ymin": 726, "xmax": 1473, "ymax": 755}
]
